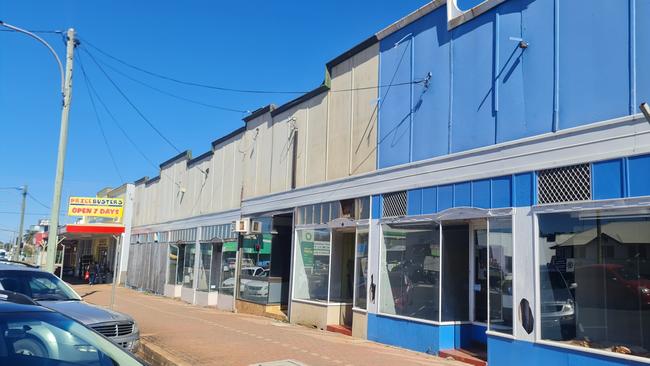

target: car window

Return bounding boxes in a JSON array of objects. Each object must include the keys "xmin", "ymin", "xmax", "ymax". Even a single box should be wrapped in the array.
[
  {"xmin": 0, "ymin": 311, "xmax": 142, "ymax": 365},
  {"xmin": 0, "ymin": 271, "xmax": 80, "ymax": 301}
]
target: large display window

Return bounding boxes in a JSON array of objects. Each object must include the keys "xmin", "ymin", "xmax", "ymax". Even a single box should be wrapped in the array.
[
  {"xmin": 239, "ymin": 234, "xmax": 272, "ymax": 302},
  {"xmin": 538, "ymin": 210, "xmax": 650, "ymax": 360},
  {"xmin": 379, "ymin": 222, "xmax": 440, "ymax": 322},
  {"xmin": 354, "ymin": 227, "xmax": 369, "ymax": 309},
  {"xmin": 182, "ymin": 243, "xmax": 195, "ymax": 289},
  {"xmin": 197, "ymin": 243, "xmax": 221, "ymax": 292},
  {"xmin": 219, "ymin": 241, "xmax": 238, "ymax": 295},
  {"xmin": 167, "ymin": 244, "xmax": 179, "ymax": 285},
  {"xmin": 293, "ymin": 228, "xmax": 331, "ymax": 302},
  {"xmin": 488, "ymin": 217, "xmax": 513, "ymax": 334}
]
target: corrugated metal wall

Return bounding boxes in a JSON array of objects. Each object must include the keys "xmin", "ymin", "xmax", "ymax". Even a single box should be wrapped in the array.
[
  {"xmin": 378, "ymin": 0, "xmax": 650, "ymax": 168},
  {"xmin": 126, "ymin": 241, "xmax": 166, "ymax": 295}
]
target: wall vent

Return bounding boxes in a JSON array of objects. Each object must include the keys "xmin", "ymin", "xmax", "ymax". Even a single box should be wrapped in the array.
[
  {"xmin": 538, "ymin": 164, "xmax": 591, "ymax": 204},
  {"xmin": 382, "ymin": 191, "xmax": 407, "ymax": 217}
]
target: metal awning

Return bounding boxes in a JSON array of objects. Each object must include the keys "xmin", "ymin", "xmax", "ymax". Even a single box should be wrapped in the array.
[{"xmin": 59, "ymin": 224, "xmax": 125, "ymax": 240}]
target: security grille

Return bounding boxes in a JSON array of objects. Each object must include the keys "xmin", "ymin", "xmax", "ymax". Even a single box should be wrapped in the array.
[
  {"xmin": 382, "ymin": 191, "xmax": 407, "ymax": 218},
  {"xmin": 538, "ymin": 163, "xmax": 591, "ymax": 204}
]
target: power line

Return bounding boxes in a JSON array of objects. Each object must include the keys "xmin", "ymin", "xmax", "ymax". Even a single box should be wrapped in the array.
[
  {"xmin": 78, "ymin": 56, "xmax": 182, "ymax": 188},
  {"xmin": 81, "ymin": 46, "xmax": 182, "ymax": 153},
  {"xmin": 77, "ymin": 52, "xmax": 126, "ymax": 183},
  {"xmin": 82, "ymin": 37, "xmax": 425, "ymax": 95},
  {"xmin": 81, "ymin": 38, "xmax": 308, "ymax": 95},
  {"xmin": 88, "ymin": 52, "xmax": 249, "ymax": 114},
  {"xmin": 0, "ymin": 211, "xmax": 56, "ymax": 216},
  {"xmin": 27, "ymin": 193, "xmax": 50, "ymax": 210},
  {"xmin": 0, "ymin": 29, "xmax": 63, "ymax": 35}
]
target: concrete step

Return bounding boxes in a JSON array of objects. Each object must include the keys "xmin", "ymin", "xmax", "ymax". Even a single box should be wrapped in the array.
[
  {"xmin": 326, "ymin": 324, "xmax": 352, "ymax": 336},
  {"xmin": 438, "ymin": 349, "xmax": 487, "ymax": 366}
]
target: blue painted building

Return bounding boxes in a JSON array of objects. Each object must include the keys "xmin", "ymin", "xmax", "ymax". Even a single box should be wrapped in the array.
[{"xmin": 363, "ymin": 1, "xmax": 650, "ymax": 365}]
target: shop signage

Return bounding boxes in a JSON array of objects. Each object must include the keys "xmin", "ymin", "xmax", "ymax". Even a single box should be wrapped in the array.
[
  {"xmin": 68, "ymin": 197, "xmax": 124, "ymax": 219},
  {"xmin": 223, "ymin": 241, "xmax": 238, "ymax": 252}
]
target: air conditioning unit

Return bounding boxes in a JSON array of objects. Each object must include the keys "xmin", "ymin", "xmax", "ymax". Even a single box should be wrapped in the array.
[
  {"xmin": 250, "ymin": 220, "xmax": 262, "ymax": 234},
  {"xmin": 234, "ymin": 218, "xmax": 250, "ymax": 233}
]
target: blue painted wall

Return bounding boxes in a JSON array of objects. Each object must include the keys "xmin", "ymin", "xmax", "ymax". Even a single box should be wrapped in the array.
[
  {"xmin": 592, "ymin": 153, "xmax": 650, "ymax": 200},
  {"xmin": 404, "ymin": 173, "xmax": 534, "ymax": 217},
  {"xmin": 367, "ymin": 314, "xmax": 487, "ymax": 354},
  {"xmin": 488, "ymin": 336, "xmax": 648, "ymax": 366},
  {"xmin": 378, "ymin": 0, "xmax": 650, "ymax": 169}
]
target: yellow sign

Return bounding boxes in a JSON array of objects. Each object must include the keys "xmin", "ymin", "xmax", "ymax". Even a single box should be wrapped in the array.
[{"xmin": 68, "ymin": 197, "xmax": 124, "ymax": 219}]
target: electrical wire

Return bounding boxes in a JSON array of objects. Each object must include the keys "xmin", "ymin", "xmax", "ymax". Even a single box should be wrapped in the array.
[
  {"xmin": 77, "ymin": 52, "xmax": 126, "ymax": 183},
  {"xmin": 0, "ymin": 29, "xmax": 63, "ymax": 34},
  {"xmin": 79, "ymin": 57, "xmax": 183, "ymax": 187},
  {"xmin": 81, "ymin": 47, "xmax": 182, "ymax": 153},
  {"xmin": 27, "ymin": 193, "xmax": 51, "ymax": 210},
  {"xmin": 87, "ymin": 50, "xmax": 249, "ymax": 114},
  {"xmin": 81, "ymin": 38, "xmax": 425, "ymax": 95}
]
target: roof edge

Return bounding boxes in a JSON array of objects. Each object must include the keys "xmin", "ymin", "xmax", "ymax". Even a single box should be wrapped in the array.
[
  {"xmin": 243, "ymin": 104, "xmax": 276, "ymax": 123},
  {"xmin": 187, "ymin": 150, "xmax": 214, "ymax": 167},
  {"xmin": 159, "ymin": 150, "xmax": 192, "ymax": 169},
  {"xmin": 375, "ymin": 0, "xmax": 446, "ymax": 41},
  {"xmin": 271, "ymin": 84, "xmax": 330, "ymax": 117},
  {"xmin": 326, "ymin": 35, "xmax": 378, "ymax": 70},
  {"xmin": 211, "ymin": 126, "xmax": 246, "ymax": 148}
]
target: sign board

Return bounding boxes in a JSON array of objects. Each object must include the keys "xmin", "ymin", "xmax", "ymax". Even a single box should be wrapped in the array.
[{"xmin": 68, "ymin": 197, "xmax": 124, "ymax": 219}]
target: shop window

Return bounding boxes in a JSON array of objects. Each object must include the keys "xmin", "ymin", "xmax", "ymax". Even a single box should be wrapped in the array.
[
  {"xmin": 219, "ymin": 241, "xmax": 238, "ymax": 295},
  {"xmin": 182, "ymin": 243, "xmax": 195, "ymax": 289},
  {"xmin": 197, "ymin": 243, "xmax": 214, "ymax": 292},
  {"xmin": 294, "ymin": 229, "xmax": 331, "ymax": 302},
  {"xmin": 167, "ymin": 244, "xmax": 179, "ymax": 285},
  {"xmin": 355, "ymin": 197, "xmax": 370, "ymax": 220},
  {"xmin": 354, "ymin": 227, "xmax": 369, "ymax": 309},
  {"xmin": 379, "ymin": 222, "xmax": 440, "ymax": 322},
  {"xmin": 538, "ymin": 211, "xmax": 650, "ymax": 360},
  {"xmin": 239, "ymin": 233, "xmax": 272, "ymax": 303},
  {"xmin": 488, "ymin": 217, "xmax": 513, "ymax": 334}
]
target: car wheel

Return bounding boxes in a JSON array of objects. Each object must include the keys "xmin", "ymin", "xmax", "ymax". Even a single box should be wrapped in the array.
[{"xmin": 13, "ymin": 336, "xmax": 49, "ymax": 358}]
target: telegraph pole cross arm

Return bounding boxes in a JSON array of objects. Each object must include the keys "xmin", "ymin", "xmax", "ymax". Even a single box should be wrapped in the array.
[{"xmin": 46, "ymin": 28, "xmax": 77, "ymax": 273}]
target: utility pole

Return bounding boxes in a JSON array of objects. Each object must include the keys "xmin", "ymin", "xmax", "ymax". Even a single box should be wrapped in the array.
[
  {"xmin": 46, "ymin": 28, "xmax": 76, "ymax": 273},
  {"xmin": 14, "ymin": 185, "xmax": 27, "ymax": 260}
]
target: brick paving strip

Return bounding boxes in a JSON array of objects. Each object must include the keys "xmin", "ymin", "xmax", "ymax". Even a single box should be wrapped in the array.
[{"xmin": 72, "ymin": 284, "xmax": 467, "ymax": 366}]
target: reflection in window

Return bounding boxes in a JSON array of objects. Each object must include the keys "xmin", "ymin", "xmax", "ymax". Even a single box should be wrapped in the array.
[
  {"xmin": 168, "ymin": 244, "xmax": 179, "ymax": 285},
  {"xmin": 219, "ymin": 241, "xmax": 238, "ymax": 295},
  {"xmin": 380, "ymin": 222, "xmax": 440, "ymax": 322},
  {"xmin": 488, "ymin": 217, "xmax": 513, "ymax": 334},
  {"xmin": 196, "ymin": 243, "xmax": 212, "ymax": 292},
  {"xmin": 182, "ymin": 243, "xmax": 195, "ymax": 289},
  {"xmin": 239, "ymin": 234, "xmax": 272, "ymax": 303},
  {"xmin": 294, "ymin": 229, "xmax": 331, "ymax": 302},
  {"xmin": 354, "ymin": 228, "xmax": 369, "ymax": 309},
  {"xmin": 538, "ymin": 211, "xmax": 650, "ymax": 359}
]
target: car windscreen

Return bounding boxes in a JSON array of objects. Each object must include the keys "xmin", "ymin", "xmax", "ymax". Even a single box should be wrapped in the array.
[
  {"xmin": 0, "ymin": 271, "xmax": 80, "ymax": 301},
  {"xmin": 0, "ymin": 310, "xmax": 142, "ymax": 365}
]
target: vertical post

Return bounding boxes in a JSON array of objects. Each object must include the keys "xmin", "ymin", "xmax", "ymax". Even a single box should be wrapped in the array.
[
  {"xmin": 110, "ymin": 235, "xmax": 121, "ymax": 310},
  {"xmin": 46, "ymin": 28, "xmax": 76, "ymax": 273},
  {"xmin": 14, "ymin": 185, "xmax": 27, "ymax": 260}
]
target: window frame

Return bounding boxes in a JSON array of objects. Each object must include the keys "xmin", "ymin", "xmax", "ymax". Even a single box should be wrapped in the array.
[{"xmin": 532, "ymin": 202, "xmax": 650, "ymax": 363}]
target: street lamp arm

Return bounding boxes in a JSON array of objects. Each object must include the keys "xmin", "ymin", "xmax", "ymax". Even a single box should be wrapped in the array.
[{"xmin": 0, "ymin": 20, "xmax": 65, "ymax": 93}]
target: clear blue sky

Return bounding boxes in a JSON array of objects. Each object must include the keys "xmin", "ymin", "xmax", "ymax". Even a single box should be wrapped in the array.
[{"xmin": 0, "ymin": 0, "xmax": 436, "ymax": 242}]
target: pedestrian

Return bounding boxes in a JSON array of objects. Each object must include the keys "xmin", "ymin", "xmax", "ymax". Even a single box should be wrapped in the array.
[{"xmin": 89, "ymin": 263, "xmax": 96, "ymax": 286}]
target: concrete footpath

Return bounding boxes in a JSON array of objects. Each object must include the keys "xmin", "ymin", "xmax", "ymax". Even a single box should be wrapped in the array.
[{"xmin": 72, "ymin": 284, "xmax": 465, "ymax": 366}]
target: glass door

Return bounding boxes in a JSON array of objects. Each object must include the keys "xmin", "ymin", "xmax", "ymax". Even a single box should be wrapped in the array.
[{"xmin": 471, "ymin": 221, "xmax": 488, "ymax": 324}]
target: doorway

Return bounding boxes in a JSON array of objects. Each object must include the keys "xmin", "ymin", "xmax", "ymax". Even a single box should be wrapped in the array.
[
  {"xmin": 329, "ymin": 229, "xmax": 356, "ymax": 329},
  {"xmin": 440, "ymin": 220, "xmax": 488, "ymax": 362}
]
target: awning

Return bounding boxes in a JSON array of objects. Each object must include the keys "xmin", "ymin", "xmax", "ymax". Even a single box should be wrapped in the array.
[{"xmin": 59, "ymin": 224, "xmax": 125, "ymax": 239}]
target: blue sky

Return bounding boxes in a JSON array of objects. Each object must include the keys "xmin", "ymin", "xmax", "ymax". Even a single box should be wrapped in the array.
[{"xmin": 0, "ymin": 0, "xmax": 433, "ymax": 242}]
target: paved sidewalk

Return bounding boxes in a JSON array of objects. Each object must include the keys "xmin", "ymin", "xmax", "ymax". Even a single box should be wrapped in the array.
[{"xmin": 72, "ymin": 284, "xmax": 464, "ymax": 366}]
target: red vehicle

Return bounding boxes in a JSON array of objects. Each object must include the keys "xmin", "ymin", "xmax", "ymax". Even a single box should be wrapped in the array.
[{"xmin": 576, "ymin": 264, "xmax": 650, "ymax": 310}]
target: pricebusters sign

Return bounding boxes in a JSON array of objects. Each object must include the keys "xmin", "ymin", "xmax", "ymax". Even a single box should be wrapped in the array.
[{"xmin": 68, "ymin": 197, "xmax": 124, "ymax": 219}]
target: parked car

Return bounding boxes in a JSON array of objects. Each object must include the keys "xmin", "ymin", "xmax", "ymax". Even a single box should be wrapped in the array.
[
  {"xmin": 576, "ymin": 263, "xmax": 650, "ymax": 310},
  {"xmin": 0, "ymin": 289, "xmax": 145, "ymax": 365},
  {"xmin": 0, "ymin": 261, "xmax": 140, "ymax": 352},
  {"xmin": 243, "ymin": 269, "xmax": 270, "ymax": 299},
  {"xmin": 540, "ymin": 265, "xmax": 576, "ymax": 341},
  {"xmin": 221, "ymin": 266, "xmax": 264, "ymax": 292}
]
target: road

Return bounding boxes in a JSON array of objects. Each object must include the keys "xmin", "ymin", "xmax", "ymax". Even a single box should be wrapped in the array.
[{"xmin": 72, "ymin": 284, "xmax": 465, "ymax": 366}]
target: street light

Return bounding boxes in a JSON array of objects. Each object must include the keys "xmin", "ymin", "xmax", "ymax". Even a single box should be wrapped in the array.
[{"xmin": 0, "ymin": 21, "xmax": 77, "ymax": 272}]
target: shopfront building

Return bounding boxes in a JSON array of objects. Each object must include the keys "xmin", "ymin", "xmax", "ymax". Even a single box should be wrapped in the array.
[{"xmin": 291, "ymin": 197, "xmax": 371, "ymax": 337}]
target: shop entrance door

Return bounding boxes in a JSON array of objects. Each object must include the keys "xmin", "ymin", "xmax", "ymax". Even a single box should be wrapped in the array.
[{"xmin": 330, "ymin": 229, "xmax": 355, "ymax": 329}]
